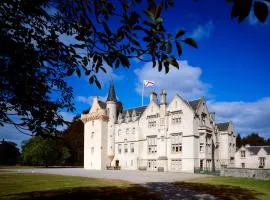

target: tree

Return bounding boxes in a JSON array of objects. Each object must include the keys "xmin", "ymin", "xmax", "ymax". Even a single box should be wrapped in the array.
[
  {"xmin": 21, "ymin": 136, "xmax": 71, "ymax": 167},
  {"xmin": 62, "ymin": 116, "xmax": 84, "ymax": 165},
  {"xmin": 0, "ymin": 139, "xmax": 20, "ymax": 165},
  {"xmin": 1, "ymin": 0, "xmax": 268, "ymax": 136},
  {"xmin": 236, "ymin": 134, "xmax": 242, "ymax": 149},
  {"xmin": 236, "ymin": 132, "xmax": 270, "ymax": 147}
]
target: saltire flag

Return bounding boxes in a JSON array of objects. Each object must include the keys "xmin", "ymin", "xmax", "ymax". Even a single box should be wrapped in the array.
[{"xmin": 144, "ymin": 80, "xmax": 155, "ymax": 87}]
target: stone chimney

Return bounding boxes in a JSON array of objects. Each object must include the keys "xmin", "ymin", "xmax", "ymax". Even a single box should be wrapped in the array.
[
  {"xmin": 160, "ymin": 89, "xmax": 167, "ymax": 105},
  {"xmin": 150, "ymin": 92, "xmax": 158, "ymax": 103}
]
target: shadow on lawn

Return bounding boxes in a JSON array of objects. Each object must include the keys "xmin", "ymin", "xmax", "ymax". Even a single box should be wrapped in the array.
[
  {"xmin": 1, "ymin": 185, "xmax": 162, "ymax": 200},
  {"xmin": 1, "ymin": 182, "xmax": 264, "ymax": 200},
  {"xmin": 175, "ymin": 182, "xmax": 264, "ymax": 200}
]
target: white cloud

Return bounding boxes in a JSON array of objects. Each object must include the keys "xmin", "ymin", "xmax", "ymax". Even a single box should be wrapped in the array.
[
  {"xmin": 76, "ymin": 96, "xmax": 93, "ymax": 105},
  {"xmin": 208, "ymin": 98, "xmax": 270, "ymax": 137},
  {"xmin": 135, "ymin": 60, "xmax": 210, "ymax": 101},
  {"xmin": 191, "ymin": 20, "xmax": 214, "ymax": 40}
]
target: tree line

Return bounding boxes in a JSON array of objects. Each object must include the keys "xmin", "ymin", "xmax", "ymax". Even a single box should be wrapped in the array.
[{"xmin": 0, "ymin": 116, "xmax": 84, "ymax": 166}]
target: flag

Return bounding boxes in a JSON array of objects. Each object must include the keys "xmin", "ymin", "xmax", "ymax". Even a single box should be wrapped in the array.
[{"xmin": 144, "ymin": 80, "xmax": 155, "ymax": 87}]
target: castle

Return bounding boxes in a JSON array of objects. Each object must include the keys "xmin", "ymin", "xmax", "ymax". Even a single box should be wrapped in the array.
[{"xmin": 81, "ymin": 84, "xmax": 236, "ymax": 172}]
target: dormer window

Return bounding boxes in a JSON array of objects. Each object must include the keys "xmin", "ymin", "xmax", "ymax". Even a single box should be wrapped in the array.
[
  {"xmin": 201, "ymin": 113, "xmax": 206, "ymax": 125},
  {"xmin": 241, "ymin": 150, "xmax": 246, "ymax": 158}
]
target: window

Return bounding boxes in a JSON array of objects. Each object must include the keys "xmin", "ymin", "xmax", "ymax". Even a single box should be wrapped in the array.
[
  {"xmin": 132, "ymin": 127, "xmax": 135, "ymax": 134},
  {"xmin": 241, "ymin": 150, "xmax": 246, "ymax": 158},
  {"xmin": 172, "ymin": 115, "xmax": 181, "ymax": 124},
  {"xmin": 200, "ymin": 143, "xmax": 204, "ymax": 152},
  {"xmin": 148, "ymin": 120, "xmax": 156, "ymax": 128},
  {"xmin": 171, "ymin": 133, "xmax": 182, "ymax": 153},
  {"xmin": 91, "ymin": 132, "xmax": 94, "ymax": 138},
  {"xmin": 118, "ymin": 129, "xmax": 121, "ymax": 136},
  {"xmin": 126, "ymin": 128, "xmax": 130, "ymax": 135},
  {"xmin": 124, "ymin": 144, "xmax": 128, "ymax": 153},
  {"xmin": 91, "ymin": 147, "xmax": 94, "ymax": 154},
  {"xmin": 171, "ymin": 159, "xmax": 182, "ymax": 171},
  {"xmin": 118, "ymin": 144, "xmax": 122, "ymax": 154},
  {"xmin": 201, "ymin": 113, "xmax": 206, "ymax": 125},
  {"xmin": 92, "ymin": 121, "xmax": 94, "ymax": 126},
  {"xmin": 259, "ymin": 157, "xmax": 265, "ymax": 168},
  {"xmin": 131, "ymin": 160, "xmax": 133, "ymax": 166},
  {"xmin": 241, "ymin": 163, "xmax": 245, "ymax": 168},
  {"xmin": 200, "ymin": 159, "xmax": 204, "ymax": 169},
  {"xmin": 147, "ymin": 136, "xmax": 157, "ymax": 154},
  {"xmin": 130, "ymin": 143, "xmax": 134, "ymax": 153}
]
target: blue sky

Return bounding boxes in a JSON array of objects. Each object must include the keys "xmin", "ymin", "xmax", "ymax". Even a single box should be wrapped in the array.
[{"xmin": 1, "ymin": 1, "xmax": 270, "ymax": 146}]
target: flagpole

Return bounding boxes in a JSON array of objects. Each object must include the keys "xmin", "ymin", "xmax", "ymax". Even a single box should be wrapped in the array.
[{"xmin": 142, "ymin": 82, "xmax": 144, "ymax": 106}]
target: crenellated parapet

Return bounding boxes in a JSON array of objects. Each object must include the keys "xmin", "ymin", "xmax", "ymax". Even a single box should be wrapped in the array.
[{"xmin": 81, "ymin": 110, "xmax": 109, "ymax": 123}]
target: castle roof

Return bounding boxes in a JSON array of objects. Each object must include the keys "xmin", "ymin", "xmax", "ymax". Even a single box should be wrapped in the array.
[
  {"xmin": 106, "ymin": 83, "xmax": 117, "ymax": 102},
  {"xmin": 246, "ymin": 146, "xmax": 270, "ymax": 155},
  {"xmin": 122, "ymin": 106, "xmax": 147, "ymax": 116},
  {"xmin": 217, "ymin": 122, "xmax": 230, "ymax": 131},
  {"xmin": 188, "ymin": 99, "xmax": 201, "ymax": 110}
]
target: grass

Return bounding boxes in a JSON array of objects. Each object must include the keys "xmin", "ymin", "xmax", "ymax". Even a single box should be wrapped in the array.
[
  {"xmin": 176, "ymin": 176, "xmax": 270, "ymax": 200},
  {"xmin": 0, "ymin": 173, "xmax": 160, "ymax": 200}
]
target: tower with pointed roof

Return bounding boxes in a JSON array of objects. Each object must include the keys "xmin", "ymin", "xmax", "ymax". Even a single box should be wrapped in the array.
[{"xmin": 106, "ymin": 83, "xmax": 118, "ymax": 166}]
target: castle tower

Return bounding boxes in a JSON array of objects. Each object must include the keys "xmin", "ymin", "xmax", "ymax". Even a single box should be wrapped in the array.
[{"xmin": 106, "ymin": 83, "xmax": 118, "ymax": 166}]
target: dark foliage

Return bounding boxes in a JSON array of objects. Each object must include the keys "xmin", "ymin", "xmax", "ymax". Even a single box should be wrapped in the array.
[
  {"xmin": 0, "ymin": 139, "xmax": 20, "ymax": 165},
  {"xmin": 236, "ymin": 133, "xmax": 270, "ymax": 148},
  {"xmin": 62, "ymin": 117, "xmax": 84, "ymax": 165},
  {"xmin": 227, "ymin": 0, "xmax": 269, "ymax": 23},
  {"xmin": 21, "ymin": 136, "xmax": 71, "ymax": 167}
]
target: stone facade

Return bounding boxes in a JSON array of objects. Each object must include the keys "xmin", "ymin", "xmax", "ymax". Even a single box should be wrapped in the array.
[
  {"xmin": 235, "ymin": 145, "xmax": 270, "ymax": 169},
  {"xmin": 81, "ymin": 84, "xmax": 236, "ymax": 172}
]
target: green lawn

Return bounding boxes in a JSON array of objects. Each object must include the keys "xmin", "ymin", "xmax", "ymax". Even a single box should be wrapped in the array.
[
  {"xmin": 0, "ymin": 173, "xmax": 160, "ymax": 200},
  {"xmin": 176, "ymin": 176, "xmax": 270, "ymax": 200}
]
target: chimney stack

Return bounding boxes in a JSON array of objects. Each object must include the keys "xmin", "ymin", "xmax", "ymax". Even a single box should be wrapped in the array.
[
  {"xmin": 150, "ymin": 92, "xmax": 158, "ymax": 103},
  {"xmin": 160, "ymin": 89, "xmax": 167, "ymax": 105}
]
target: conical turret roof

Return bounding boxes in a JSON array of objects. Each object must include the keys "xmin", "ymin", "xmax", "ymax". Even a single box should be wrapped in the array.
[{"xmin": 106, "ymin": 83, "xmax": 117, "ymax": 102}]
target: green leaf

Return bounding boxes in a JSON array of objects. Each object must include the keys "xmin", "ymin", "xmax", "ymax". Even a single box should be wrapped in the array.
[
  {"xmin": 175, "ymin": 29, "xmax": 185, "ymax": 38},
  {"xmin": 95, "ymin": 79, "xmax": 101, "ymax": 89},
  {"xmin": 89, "ymin": 76, "xmax": 94, "ymax": 84},
  {"xmin": 76, "ymin": 68, "xmax": 81, "ymax": 77},
  {"xmin": 144, "ymin": 9, "xmax": 154, "ymax": 20},
  {"xmin": 175, "ymin": 41, "xmax": 182, "ymax": 56},
  {"xmin": 67, "ymin": 68, "xmax": 75, "ymax": 76},
  {"xmin": 183, "ymin": 38, "xmax": 198, "ymax": 48},
  {"xmin": 170, "ymin": 59, "xmax": 179, "ymax": 69},
  {"xmin": 167, "ymin": 41, "xmax": 172, "ymax": 54},
  {"xmin": 164, "ymin": 61, "xmax": 169, "ymax": 74},
  {"xmin": 158, "ymin": 60, "xmax": 162, "ymax": 72},
  {"xmin": 254, "ymin": 1, "xmax": 268, "ymax": 23},
  {"xmin": 155, "ymin": 17, "xmax": 163, "ymax": 24}
]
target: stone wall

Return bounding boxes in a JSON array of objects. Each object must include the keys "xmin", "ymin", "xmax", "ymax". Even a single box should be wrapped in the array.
[{"xmin": 220, "ymin": 168, "xmax": 270, "ymax": 180}]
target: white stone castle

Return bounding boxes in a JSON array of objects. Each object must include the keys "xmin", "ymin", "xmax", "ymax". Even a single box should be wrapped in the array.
[{"xmin": 81, "ymin": 84, "xmax": 236, "ymax": 172}]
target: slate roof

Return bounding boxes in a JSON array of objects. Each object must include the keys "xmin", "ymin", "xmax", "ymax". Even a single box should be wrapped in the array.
[
  {"xmin": 217, "ymin": 122, "xmax": 230, "ymax": 131},
  {"xmin": 106, "ymin": 83, "xmax": 117, "ymax": 102},
  {"xmin": 188, "ymin": 99, "xmax": 201, "ymax": 110},
  {"xmin": 122, "ymin": 106, "xmax": 147, "ymax": 116},
  {"xmin": 247, "ymin": 146, "xmax": 270, "ymax": 155},
  {"xmin": 98, "ymin": 100, "xmax": 106, "ymax": 109}
]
